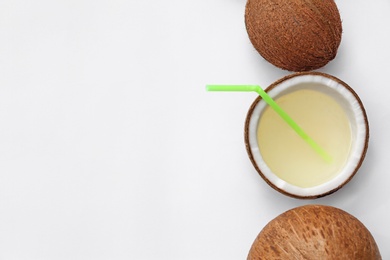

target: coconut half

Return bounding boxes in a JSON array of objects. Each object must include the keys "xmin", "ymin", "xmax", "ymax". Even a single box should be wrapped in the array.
[
  {"xmin": 244, "ymin": 72, "xmax": 369, "ymax": 199},
  {"xmin": 247, "ymin": 205, "xmax": 381, "ymax": 259}
]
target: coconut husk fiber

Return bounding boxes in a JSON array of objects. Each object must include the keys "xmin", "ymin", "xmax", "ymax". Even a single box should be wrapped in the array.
[
  {"xmin": 247, "ymin": 205, "xmax": 381, "ymax": 260},
  {"xmin": 245, "ymin": 0, "xmax": 342, "ymax": 71}
]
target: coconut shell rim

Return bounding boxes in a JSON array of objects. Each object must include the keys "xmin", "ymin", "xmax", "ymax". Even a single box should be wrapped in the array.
[{"xmin": 244, "ymin": 71, "xmax": 370, "ymax": 199}]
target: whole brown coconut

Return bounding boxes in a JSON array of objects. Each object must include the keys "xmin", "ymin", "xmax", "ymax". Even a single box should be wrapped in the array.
[
  {"xmin": 245, "ymin": 0, "xmax": 342, "ymax": 71},
  {"xmin": 248, "ymin": 205, "xmax": 381, "ymax": 260}
]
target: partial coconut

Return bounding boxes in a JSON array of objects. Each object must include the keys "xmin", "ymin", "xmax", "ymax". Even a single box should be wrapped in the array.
[
  {"xmin": 245, "ymin": 0, "xmax": 342, "ymax": 71},
  {"xmin": 245, "ymin": 72, "xmax": 369, "ymax": 199},
  {"xmin": 247, "ymin": 205, "xmax": 381, "ymax": 259}
]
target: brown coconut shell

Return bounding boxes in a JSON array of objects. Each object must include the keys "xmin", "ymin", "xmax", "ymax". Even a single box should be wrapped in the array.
[
  {"xmin": 248, "ymin": 205, "xmax": 381, "ymax": 260},
  {"xmin": 245, "ymin": 0, "xmax": 342, "ymax": 71}
]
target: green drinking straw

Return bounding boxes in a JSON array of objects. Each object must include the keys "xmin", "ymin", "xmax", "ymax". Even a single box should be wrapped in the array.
[{"xmin": 206, "ymin": 84, "xmax": 332, "ymax": 163}]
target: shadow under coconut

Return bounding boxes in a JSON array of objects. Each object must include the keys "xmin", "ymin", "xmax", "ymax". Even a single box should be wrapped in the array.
[
  {"xmin": 317, "ymin": 40, "xmax": 350, "ymax": 77},
  {"xmin": 243, "ymin": 46, "xmax": 291, "ymax": 85}
]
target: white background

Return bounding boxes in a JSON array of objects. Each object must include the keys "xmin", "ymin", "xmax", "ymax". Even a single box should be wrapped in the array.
[{"xmin": 0, "ymin": 0, "xmax": 389, "ymax": 259}]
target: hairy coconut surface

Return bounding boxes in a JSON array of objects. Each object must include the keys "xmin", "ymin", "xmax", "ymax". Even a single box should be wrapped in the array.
[
  {"xmin": 247, "ymin": 205, "xmax": 381, "ymax": 260},
  {"xmin": 245, "ymin": 0, "xmax": 342, "ymax": 71}
]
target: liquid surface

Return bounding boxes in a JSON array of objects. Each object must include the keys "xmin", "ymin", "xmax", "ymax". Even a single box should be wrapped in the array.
[{"xmin": 257, "ymin": 89, "xmax": 352, "ymax": 188}]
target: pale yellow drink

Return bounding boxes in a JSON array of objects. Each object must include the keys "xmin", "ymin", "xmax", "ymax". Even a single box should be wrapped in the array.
[{"xmin": 257, "ymin": 89, "xmax": 352, "ymax": 188}]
